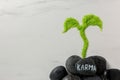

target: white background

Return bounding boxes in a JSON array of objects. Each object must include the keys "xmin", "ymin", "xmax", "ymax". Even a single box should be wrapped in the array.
[{"xmin": 0, "ymin": 0, "xmax": 120, "ymax": 80}]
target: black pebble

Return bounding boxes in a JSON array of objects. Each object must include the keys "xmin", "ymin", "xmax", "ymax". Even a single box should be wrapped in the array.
[
  {"xmin": 49, "ymin": 66, "xmax": 68, "ymax": 80},
  {"xmin": 62, "ymin": 74, "xmax": 82, "ymax": 80},
  {"xmin": 75, "ymin": 58, "xmax": 97, "ymax": 76},
  {"xmin": 66, "ymin": 55, "xmax": 81, "ymax": 75},
  {"xmin": 88, "ymin": 56, "xmax": 106, "ymax": 75},
  {"xmin": 105, "ymin": 69, "xmax": 120, "ymax": 80},
  {"xmin": 100, "ymin": 74, "xmax": 107, "ymax": 80},
  {"xmin": 82, "ymin": 76, "xmax": 102, "ymax": 80}
]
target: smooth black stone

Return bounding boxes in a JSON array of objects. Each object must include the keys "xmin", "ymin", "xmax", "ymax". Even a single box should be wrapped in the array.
[
  {"xmin": 100, "ymin": 75, "xmax": 107, "ymax": 80},
  {"xmin": 88, "ymin": 56, "xmax": 106, "ymax": 75},
  {"xmin": 49, "ymin": 66, "xmax": 68, "ymax": 80},
  {"xmin": 105, "ymin": 69, "xmax": 120, "ymax": 80},
  {"xmin": 62, "ymin": 75, "xmax": 82, "ymax": 80},
  {"xmin": 75, "ymin": 58, "xmax": 97, "ymax": 76},
  {"xmin": 66, "ymin": 55, "xmax": 81, "ymax": 75},
  {"xmin": 82, "ymin": 76, "xmax": 102, "ymax": 80}
]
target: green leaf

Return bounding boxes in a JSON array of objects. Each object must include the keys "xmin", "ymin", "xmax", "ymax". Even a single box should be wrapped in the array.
[
  {"xmin": 63, "ymin": 17, "xmax": 80, "ymax": 33},
  {"xmin": 82, "ymin": 14, "xmax": 103, "ymax": 30},
  {"xmin": 63, "ymin": 14, "xmax": 103, "ymax": 59}
]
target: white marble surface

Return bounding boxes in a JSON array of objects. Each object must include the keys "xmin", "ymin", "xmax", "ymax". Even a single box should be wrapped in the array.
[{"xmin": 0, "ymin": 0, "xmax": 120, "ymax": 80}]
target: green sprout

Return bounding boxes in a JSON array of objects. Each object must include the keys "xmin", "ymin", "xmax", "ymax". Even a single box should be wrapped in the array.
[{"xmin": 63, "ymin": 14, "xmax": 103, "ymax": 59}]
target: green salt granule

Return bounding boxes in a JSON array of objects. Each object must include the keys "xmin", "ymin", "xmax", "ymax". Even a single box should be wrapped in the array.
[{"xmin": 63, "ymin": 14, "xmax": 103, "ymax": 58}]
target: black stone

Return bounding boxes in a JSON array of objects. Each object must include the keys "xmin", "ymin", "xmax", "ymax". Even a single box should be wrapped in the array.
[
  {"xmin": 66, "ymin": 55, "xmax": 81, "ymax": 75},
  {"xmin": 75, "ymin": 58, "xmax": 97, "ymax": 76},
  {"xmin": 62, "ymin": 75, "xmax": 82, "ymax": 80},
  {"xmin": 88, "ymin": 56, "xmax": 106, "ymax": 75},
  {"xmin": 105, "ymin": 69, "xmax": 120, "ymax": 80},
  {"xmin": 82, "ymin": 76, "xmax": 102, "ymax": 80},
  {"xmin": 100, "ymin": 74, "xmax": 107, "ymax": 80},
  {"xmin": 49, "ymin": 66, "xmax": 68, "ymax": 80}
]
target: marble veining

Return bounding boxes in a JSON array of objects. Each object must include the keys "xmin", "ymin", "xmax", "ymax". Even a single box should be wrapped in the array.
[{"xmin": 0, "ymin": 0, "xmax": 82, "ymax": 16}]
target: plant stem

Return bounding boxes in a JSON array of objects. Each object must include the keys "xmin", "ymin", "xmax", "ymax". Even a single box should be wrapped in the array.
[{"xmin": 80, "ymin": 27, "xmax": 89, "ymax": 59}]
